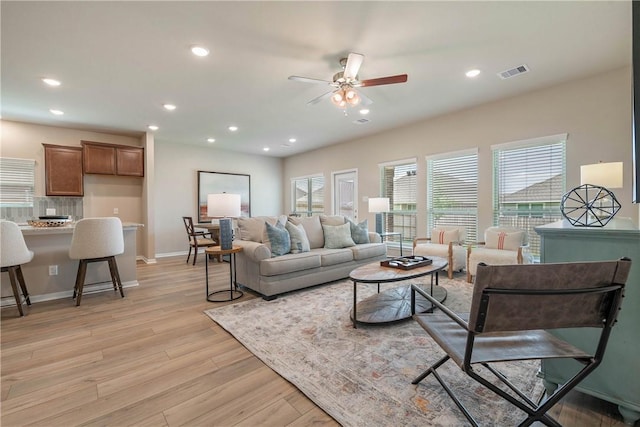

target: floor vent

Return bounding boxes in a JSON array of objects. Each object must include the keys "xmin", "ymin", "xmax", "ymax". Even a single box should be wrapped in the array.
[
  {"xmin": 353, "ymin": 118, "xmax": 370, "ymax": 125},
  {"xmin": 498, "ymin": 64, "xmax": 530, "ymax": 79}
]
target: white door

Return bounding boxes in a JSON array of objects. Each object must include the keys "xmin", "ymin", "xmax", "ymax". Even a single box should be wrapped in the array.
[{"xmin": 332, "ymin": 170, "xmax": 358, "ymax": 220}]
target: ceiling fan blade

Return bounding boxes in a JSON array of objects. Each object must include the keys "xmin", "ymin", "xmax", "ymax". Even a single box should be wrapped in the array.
[
  {"xmin": 360, "ymin": 74, "xmax": 408, "ymax": 87},
  {"xmin": 307, "ymin": 91, "xmax": 333, "ymax": 105},
  {"xmin": 343, "ymin": 53, "xmax": 364, "ymax": 80},
  {"xmin": 288, "ymin": 76, "xmax": 332, "ymax": 85}
]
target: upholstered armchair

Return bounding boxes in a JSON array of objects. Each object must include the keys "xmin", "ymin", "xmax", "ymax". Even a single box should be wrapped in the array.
[
  {"xmin": 413, "ymin": 226, "xmax": 466, "ymax": 279},
  {"xmin": 466, "ymin": 226, "xmax": 530, "ymax": 283}
]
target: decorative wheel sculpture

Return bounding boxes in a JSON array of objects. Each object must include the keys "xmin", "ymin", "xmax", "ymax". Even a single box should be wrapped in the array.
[{"xmin": 561, "ymin": 184, "xmax": 620, "ymax": 227}]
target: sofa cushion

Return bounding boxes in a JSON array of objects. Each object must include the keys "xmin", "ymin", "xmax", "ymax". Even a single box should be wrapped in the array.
[
  {"xmin": 316, "ymin": 248, "xmax": 354, "ymax": 266},
  {"xmin": 320, "ymin": 215, "xmax": 346, "ymax": 226},
  {"xmin": 323, "ymin": 223, "xmax": 355, "ymax": 249},
  {"xmin": 289, "ymin": 215, "xmax": 324, "ymax": 249},
  {"xmin": 348, "ymin": 218, "xmax": 370, "ymax": 244},
  {"xmin": 350, "ymin": 243, "xmax": 387, "ymax": 260},
  {"xmin": 286, "ymin": 221, "xmax": 310, "ymax": 254},
  {"xmin": 238, "ymin": 215, "xmax": 286, "ymax": 242},
  {"xmin": 260, "ymin": 252, "xmax": 321, "ymax": 276},
  {"xmin": 264, "ymin": 221, "xmax": 291, "ymax": 257}
]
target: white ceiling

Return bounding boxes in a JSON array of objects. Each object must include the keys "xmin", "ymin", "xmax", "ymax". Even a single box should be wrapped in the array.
[{"xmin": 1, "ymin": 1, "xmax": 632, "ymax": 158}]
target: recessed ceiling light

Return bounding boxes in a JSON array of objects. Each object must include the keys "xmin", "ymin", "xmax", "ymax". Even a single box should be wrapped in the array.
[
  {"xmin": 289, "ymin": 138, "xmax": 296, "ymax": 143},
  {"xmin": 228, "ymin": 126, "xmax": 238, "ymax": 132},
  {"xmin": 163, "ymin": 104, "xmax": 176, "ymax": 111},
  {"xmin": 207, "ymin": 138, "xmax": 215, "ymax": 143},
  {"xmin": 191, "ymin": 46, "xmax": 210, "ymax": 57},
  {"xmin": 148, "ymin": 125, "xmax": 159, "ymax": 131},
  {"xmin": 466, "ymin": 69, "xmax": 481, "ymax": 78},
  {"xmin": 42, "ymin": 78, "xmax": 61, "ymax": 87},
  {"xmin": 263, "ymin": 147, "xmax": 270, "ymax": 152},
  {"xmin": 49, "ymin": 109, "xmax": 64, "ymax": 115},
  {"xmin": 359, "ymin": 109, "xmax": 370, "ymax": 115}
]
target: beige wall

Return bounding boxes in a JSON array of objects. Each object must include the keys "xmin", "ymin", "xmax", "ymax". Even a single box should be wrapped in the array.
[
  {"xmin": 283, "ymin": 67, "xmax": 636, "ymax": 236},
  {"xmin": 153, "ymin": 141, "xmax": 283, "ymax": 256}
]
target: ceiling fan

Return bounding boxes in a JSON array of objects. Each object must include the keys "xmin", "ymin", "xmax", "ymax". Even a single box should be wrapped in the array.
[{"xmin": 288, "ymin": 52, "xmax": 408, "ymax": 109}]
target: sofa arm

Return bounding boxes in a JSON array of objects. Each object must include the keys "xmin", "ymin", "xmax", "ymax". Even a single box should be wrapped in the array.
[
  {"xmin": 233, "ymin": 240, "xmax": 271, "ymax": 262},
  {"xmin": 369, "ymin": 232, "xmax": 382, "ymax": 243}
]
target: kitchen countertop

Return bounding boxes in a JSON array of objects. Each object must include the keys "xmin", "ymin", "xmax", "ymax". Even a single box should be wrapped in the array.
[{"xmin": 19, "ymin": 222, "xmax": 143, "ymax": 235}]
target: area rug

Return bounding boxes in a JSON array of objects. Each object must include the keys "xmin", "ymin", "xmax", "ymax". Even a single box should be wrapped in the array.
[{"xmin": 204, "ymin": 276, "xmax": 544, "ymax": 426}]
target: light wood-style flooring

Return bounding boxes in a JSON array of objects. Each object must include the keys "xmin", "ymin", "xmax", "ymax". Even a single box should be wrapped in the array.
[{"xmin": 1, "ymin": 256, "xmax": 628, "ymax": 426}]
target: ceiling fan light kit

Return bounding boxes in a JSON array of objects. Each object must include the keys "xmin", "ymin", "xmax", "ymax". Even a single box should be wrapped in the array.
[{"xmin": 289, "ymin": 52, "xmax": 408, "ymax": 110}]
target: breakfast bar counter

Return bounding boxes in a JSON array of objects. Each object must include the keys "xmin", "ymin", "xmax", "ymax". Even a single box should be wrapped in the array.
[{"xmin": 1, "ymin": 222, "xmax": 143, "ymax": 306}]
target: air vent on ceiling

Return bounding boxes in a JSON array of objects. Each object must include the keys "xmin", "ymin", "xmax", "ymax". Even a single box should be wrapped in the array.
[
  {"xmin": 353, "ymin": 118, "xmax": 370, "ymax": 125},
  {"xmin": 497, "ymin": 64, "xmax": 530, "ymax": 80}
]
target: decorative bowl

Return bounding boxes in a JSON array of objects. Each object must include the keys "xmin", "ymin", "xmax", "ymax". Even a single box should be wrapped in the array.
[{"xmin": 27, "ymin": 219, "xmax": 71, "ymax": 228}]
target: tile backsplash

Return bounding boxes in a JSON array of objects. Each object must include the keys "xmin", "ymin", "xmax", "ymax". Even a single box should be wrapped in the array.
[{"xmin": 1, "ymin": 197, "xmax": 83, "ymax": 224}]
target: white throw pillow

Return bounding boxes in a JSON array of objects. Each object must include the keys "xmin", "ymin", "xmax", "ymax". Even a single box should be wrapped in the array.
[
  {"xmin": 286, "ymin": 221, "xmax": 311, "ymax": 254},
  {"xmin": 485, "ymin": 230, "xmax": 524, "ymax": 251},
  {"xmin": 432, "ymin": 228, "xmax": 459, "ymax": 245},
  {"xmin": 289, "ymin": 215, "xmax": 324, "ymax": 249}
]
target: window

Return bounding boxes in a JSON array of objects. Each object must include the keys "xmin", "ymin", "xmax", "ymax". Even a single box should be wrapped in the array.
[
  {"xmin": 492, "ymin": 134, "xmax": 567, "ymax": 259},
  {"xmin": 0, "ymin": 157, "xmax": 35, "ymax": 207},
  {"xmin": 291, "ymin": 175, "xmax": 324, "ymax": 216},
  {"xmin": 426, "ymin": 149, "xmax": 478, "ymax": 244},
  {"xmin": 379, "ymin": 159, "xmax": 417, "ymax": 243}
]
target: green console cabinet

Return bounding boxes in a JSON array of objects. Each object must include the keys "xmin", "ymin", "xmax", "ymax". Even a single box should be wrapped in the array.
[{"xmin": 535, "ymin": 219, "xmax": 640, "ymax": 425}]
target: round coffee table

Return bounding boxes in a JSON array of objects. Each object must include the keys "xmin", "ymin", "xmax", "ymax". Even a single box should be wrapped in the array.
[{"xmin": 349, "ymin": 256, "xmax": 448, "ymax": 328}]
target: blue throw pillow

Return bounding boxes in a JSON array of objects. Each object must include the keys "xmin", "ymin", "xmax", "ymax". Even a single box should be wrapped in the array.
[
  {"xmin": 264, "ymin": 221, "xmax": 291, "ymax": 257},
  {"xmin": 348, "ymin": 218, "xmax": 370, "ymax": 244},
  {"xmin": 286, "ymin": 221, "xmax": 311, "ymax": 253}
]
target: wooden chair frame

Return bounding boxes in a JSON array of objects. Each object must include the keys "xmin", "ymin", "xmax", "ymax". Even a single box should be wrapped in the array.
[{"xmin": 182, "ymin": 216, "xmax": 217, "ymax": 265}]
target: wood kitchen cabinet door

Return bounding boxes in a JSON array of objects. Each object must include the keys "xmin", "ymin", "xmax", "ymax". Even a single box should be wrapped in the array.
[
  {"xmin": 116, "ymin": 146, "xmax": 144, "ymax": 176},
  {"xmin": 43, "ymin": 144, "xmax": 84, "ymax": 196},
  {"xmin": 82, "ymin": 141, "xmax": 116, "ymax": 174}
]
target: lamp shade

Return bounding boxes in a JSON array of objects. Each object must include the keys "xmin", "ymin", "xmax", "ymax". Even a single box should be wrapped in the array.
[
  {"xmin": 580, "ymin": 162, "xmax": 623, "ymax": 189},
  {"xmin": 368, "ymin": 197, "xmax": 390, "ymax": 213},
  {"xmin": 207, "ymin": 193, "xmax": 241, "ymax": 218}
]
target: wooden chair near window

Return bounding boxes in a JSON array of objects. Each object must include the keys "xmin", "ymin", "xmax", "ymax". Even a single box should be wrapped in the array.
[
  {"xmin": 466, "ymin": 226, "xmax": 530, "ymax": 283},
  {"xmin": 413, "ymin": 226, "xmax": 466, "ymax": 279},
  {"xmin": 411, "ymin": 258, "xmax": 631, "ymax": 426},
  {"xmin": 182, "ymin": 216, "xmax": 217, "ymax": 265}
]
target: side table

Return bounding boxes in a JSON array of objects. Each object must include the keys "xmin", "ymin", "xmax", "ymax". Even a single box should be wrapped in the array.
[
  {"xmin": 379, "ymin": 231, "xmax": 403, "ymax": 256},
  {"xmin": 205, "ymin": 245, "xmax": 243, "ymax": 302}
]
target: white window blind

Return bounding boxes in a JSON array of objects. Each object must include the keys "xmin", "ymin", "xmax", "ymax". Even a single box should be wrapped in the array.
[
  {"xmin": 492, "ymin": 136, "xmax": 566, "ymax": 258},
  {"xmin": 0, "ymin": 157, "xmax": 35, "ymax": 207},
  {"xmin": 380, "ymin": 160, "xmax": 417, "ymax": 241},
  {"xmin": 291, "ymin": 175, "xmax": 324, "ymax": 216},
  {"xmin": 427, "ymin": 150, "xmax": 478, "ymax": 244}
]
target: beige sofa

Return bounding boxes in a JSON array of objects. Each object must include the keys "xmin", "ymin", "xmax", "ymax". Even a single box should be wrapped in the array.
[{"xmin": 233, "ymin": 215, "xmax": 387, "ymax": 299}]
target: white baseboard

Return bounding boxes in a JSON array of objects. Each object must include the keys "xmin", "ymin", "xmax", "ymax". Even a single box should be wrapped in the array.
[{"xmin": 0, "ymin": 280, "xmax": 139, "ymax": 307}]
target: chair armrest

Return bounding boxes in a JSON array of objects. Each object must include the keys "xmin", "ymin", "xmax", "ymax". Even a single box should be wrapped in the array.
[
  {"xmin": 413, "ymin": 237, "xmax": 432, "ymax": 249},
  {"xmin": 233, "ymin": 240, "xmax": 271, "ymax": 262},
  {"xmin": 411, "ymin": 284, "xmax": 469, "ymax": 330}
]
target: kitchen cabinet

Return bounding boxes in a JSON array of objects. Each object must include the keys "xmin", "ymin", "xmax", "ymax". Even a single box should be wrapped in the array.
[
  {"xmin": 43, "ymin": 144, "xmax": 83, "ymax": 196},
  {"xmin": 81, "ymin": 141, "xmax": 144, "ymax": 177},
  {"xmin": 535, "ymin": 219, "xmax": 640, "ymax": 425}
]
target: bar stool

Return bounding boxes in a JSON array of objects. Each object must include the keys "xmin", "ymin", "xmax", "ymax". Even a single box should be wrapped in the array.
[
  {"xmin": 1, "ymin": 220, "xmax": 33, "ymax": 316},
  {"xmin": 69, "ymin": 217, "xmax": 125, "ymax": 306}
]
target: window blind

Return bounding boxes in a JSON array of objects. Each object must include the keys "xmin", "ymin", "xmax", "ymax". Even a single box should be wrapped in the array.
[
  {"xmin": 0, "ymin": 157, "xmax": 35, "ymax": 207},
  {"xmin": 492, "ymin": 137, "xmax": 566, "ymax": 257},
  {"xmin": 380, "ymin": 161, "xmax": 417, "ymax": 241},
  {"xmin": 427, "ymin": 150, "xmax": 478, "ymax": 244}
]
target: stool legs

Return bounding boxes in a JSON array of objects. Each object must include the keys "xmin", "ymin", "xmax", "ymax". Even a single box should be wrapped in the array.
[
  {"xmin": 2, "ymin": 265, "xmax": 31, "ymax": 316},
  {"xmin": 73, "ymin": 256, "xmax": 124, "ymax": 306}
]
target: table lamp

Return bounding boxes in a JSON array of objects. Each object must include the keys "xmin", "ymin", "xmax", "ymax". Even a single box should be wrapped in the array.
[
  {"xmin": 368, "ymin": 197, "xmax": 390, "ymax": 234},
  {"xmin": 560, "ymin": 161, "xmax": 622, "ymax": 227},
  {"xmin": 207, "ymin": 193, "xmax": 241, "ymax": 249}
]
